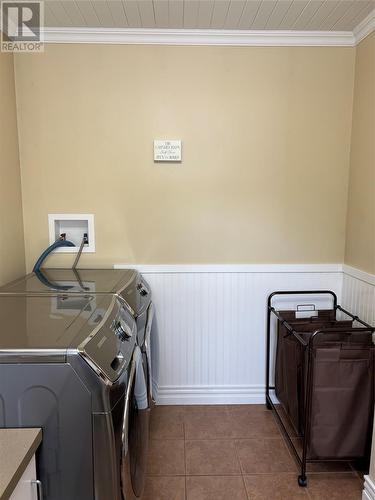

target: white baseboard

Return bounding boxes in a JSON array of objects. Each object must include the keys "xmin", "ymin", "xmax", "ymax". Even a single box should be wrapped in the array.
[
  {"xmin": 155, "ymin": 385, "xmax": 265, "ymax": 405},
  {"xmin": 363, "ymin": 475, "xmax": 375, "ymax": 500}
]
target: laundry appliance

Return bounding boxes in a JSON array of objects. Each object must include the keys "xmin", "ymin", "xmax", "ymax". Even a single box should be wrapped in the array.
[
  {"xmin": 0, "ymin": 268, "xmax": 154, "ymax": 404},
  {"xmin": 0, "ymin": 293, "xmax": 149, "ymax": 500}
]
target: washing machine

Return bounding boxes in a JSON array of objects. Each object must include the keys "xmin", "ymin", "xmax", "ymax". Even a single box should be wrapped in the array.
[
  {"xmin": 0, "ymin": 268, "xmax": 154, "ymax": 404},
  {"xmin": 0, "ymin": 293, "xmax": 150, "ymax": 500}
]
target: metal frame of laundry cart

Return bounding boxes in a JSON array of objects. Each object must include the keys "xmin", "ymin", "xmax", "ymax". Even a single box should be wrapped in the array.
[{"xmin": 265, "ymin": 290, "xmax": 375, "ymax": 487}]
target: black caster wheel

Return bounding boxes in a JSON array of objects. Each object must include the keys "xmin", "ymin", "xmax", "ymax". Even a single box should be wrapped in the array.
[{"xmin": 298, "ymin": 475, "xmax": 308, "ymax": 487}]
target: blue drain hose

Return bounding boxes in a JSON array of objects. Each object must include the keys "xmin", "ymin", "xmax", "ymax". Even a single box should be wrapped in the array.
[
  {"xmin": 34, "ymin": 269, "xmax": 75, "ymax": 291},
  {"xmin": 33, "ymin": 239, "xmax": 75, "ymax": 273}
]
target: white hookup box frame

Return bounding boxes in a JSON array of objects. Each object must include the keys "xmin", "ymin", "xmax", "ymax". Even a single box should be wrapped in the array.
[{"xmin": 48, "ymin": 214, "xmax": 95, "ymax": 253}]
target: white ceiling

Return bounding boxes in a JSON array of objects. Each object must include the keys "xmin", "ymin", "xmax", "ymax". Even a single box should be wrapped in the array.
[{"xmin": 44, "ymin": 0, "xmax": 375, "ymax": 32}]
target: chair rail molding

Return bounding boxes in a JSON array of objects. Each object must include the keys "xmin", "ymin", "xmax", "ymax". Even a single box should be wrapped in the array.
[{"xmin": 115, "ymin": 263, "xmax": 342, "ymax": 274}]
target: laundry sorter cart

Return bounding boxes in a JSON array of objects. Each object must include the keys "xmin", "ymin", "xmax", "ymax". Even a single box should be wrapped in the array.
[{"xmin": 265, "ymin": 290, "xmax": 375, "ymax": 487}]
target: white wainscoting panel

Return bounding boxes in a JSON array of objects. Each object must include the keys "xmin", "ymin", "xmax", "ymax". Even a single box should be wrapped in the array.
[
  {"xmin": 342, "ymin": 265, "xmax": 375, "ymax": 326},
  {"xmin": 363, "ymin": 475, "xmax": 375, "ymax": 500},
  {"xmin": 116, "ymin": 264, "xmax": 343, "ymax": 404}
]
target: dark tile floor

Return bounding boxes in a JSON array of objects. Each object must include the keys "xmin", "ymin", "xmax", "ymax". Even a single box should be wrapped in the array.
[{"xmin": 142, "ymin": 404, "xmax": 365, "ymax": 500}]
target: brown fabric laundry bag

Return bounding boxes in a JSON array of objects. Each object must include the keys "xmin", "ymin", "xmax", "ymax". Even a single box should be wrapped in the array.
[
  {"xmin": 275, "ymin": 312, "xmax": 374, "ymax": 460},
  {"xmin": 275, "ymin": 310, "xmax": 353, "ymax": 434},
  {"xmin": 308, "ymin": 338, "xmax": 374, "ymax": 459}
]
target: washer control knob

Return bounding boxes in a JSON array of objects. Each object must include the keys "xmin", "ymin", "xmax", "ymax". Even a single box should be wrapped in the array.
[
  {"xmin": 137, "ymin": 282, "xmax": 149, "ymax": 296},
  {"xmin": 113, "ymin": 319, "xmax": 132, "ymax": 341}
]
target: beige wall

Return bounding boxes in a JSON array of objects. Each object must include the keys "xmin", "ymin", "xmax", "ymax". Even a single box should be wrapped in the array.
[
  {"xmin": 14, "ymin": 44, "xmax": 355, "ymax": 269},
  {"xmin": 0, "ymin": 51, "xmax": 25, "ymax": 285},
  {"xmin": 349, "ymin": 32, "xmax": 375, "ymax": 486},
  {"xmin": 345, "ymin": 32, "xmax": 375, "ymax": 275}
]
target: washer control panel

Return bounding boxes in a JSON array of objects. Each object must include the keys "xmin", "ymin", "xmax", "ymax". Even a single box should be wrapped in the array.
[{"xmin": 79, "ymin": 297, "xmax": 136, "ymax": 383}]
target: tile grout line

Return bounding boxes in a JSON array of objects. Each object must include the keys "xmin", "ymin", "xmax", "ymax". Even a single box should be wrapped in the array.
[
  {"xmin": 305, "ymin": 484, "xmax": 313, "ymax": 500},
  {"xmin": 234, "ymin": 438, "xmax": 252, "ymax": 500},
  {"xmin": 146, "ymin": 470, "xmax": 363, "ymax": 477},
  {"xmin": 150, "ymin": 437, "xmax": 288, "ymax": 441},
  {"xmin": 231, "ymin": 410, "xmax": 251, "ymax": 500},
  {"xmin": 273, "ymin": 410, "xmax": 301, "ymax": 475},
  {"xmin": 183, "ymin": 415, "xmax": 187, "ymax": 500},
  {"xmin": 349, "ymin": 461, "xmax": 367, "ymax": 486}
]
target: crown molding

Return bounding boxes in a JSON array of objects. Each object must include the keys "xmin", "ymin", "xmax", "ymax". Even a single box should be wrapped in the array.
[
  {"xmin": 43, "ymin": 27, "xmax": 356, "ymax": 47},
  {"xmin": 353, "ymin": 8, "xmax": 375, "ymax": 45}
]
